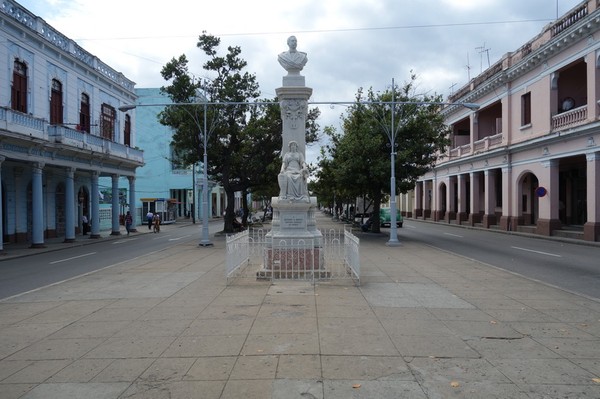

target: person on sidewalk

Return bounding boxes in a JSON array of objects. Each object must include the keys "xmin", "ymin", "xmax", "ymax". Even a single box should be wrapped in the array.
[
  {"xmin": 153, "ymin": 213, "xmax": 161, "ymax": 233},
  {"xmin": 82, "ymin": 214, "xmax": 89, "ymax": 235},
  {"xmin": 146, "ymin": 211, "xmax": 153, "ymax": 230},
  {"xmin": 124, "ymin": 211, "xmax": 133, "ymax": 236}
]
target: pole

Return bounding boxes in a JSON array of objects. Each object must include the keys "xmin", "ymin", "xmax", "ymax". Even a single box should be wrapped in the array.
[
  {"xmin": 387, "ymin": 78, "xmax": 400, "ymax": 246},
  {"xmin": 191, "ymin": 164, "xmax": 196, "ymax": 224},
  {"xmin": 199, "ymin": 101, "xmax": 213, "ymax": 246}
]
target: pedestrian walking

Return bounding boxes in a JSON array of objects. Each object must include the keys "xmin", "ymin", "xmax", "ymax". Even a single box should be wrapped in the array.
[
  {"xmin": 152, "ymin": 213, "xmax": 160, "ymax": 233},
  {"xmin": 146, "ymin": 211, "xmax": 153, "ymax": 230},
  {"xmin": 124, "ymin": 211, "xmax": 133, "ymax": 236},
  {"xmin": 82, "ymin": 214, "xmax": 89, "ymax": 235}
]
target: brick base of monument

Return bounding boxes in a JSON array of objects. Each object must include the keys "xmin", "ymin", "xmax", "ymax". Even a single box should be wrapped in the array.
[{"xmin": 257, "ymin": 247, "xmax": 329, "ymax": 279}]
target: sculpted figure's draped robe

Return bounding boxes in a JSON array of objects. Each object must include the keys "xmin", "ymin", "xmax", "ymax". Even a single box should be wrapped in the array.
[
  {"xmin": 278, "ymin": 150, "xmax": 308, "ymax": 201},
  {"xmin": 278, "ymin": 51, "xmax": 307, "ymax": 74}
]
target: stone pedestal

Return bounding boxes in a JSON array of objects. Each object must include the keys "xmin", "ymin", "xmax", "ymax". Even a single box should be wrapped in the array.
[{"xmin": 259, "ymin": 196, "xmax": 324, "ymax": 278}]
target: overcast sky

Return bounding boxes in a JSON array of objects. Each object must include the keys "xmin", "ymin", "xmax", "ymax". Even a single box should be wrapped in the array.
[{"xmin": 17, "ymin": 0, "xmax": 582, "ymax": 162}]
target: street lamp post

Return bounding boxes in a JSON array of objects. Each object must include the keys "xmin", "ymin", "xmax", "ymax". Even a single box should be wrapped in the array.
[
  {"xmin": 119, "ymin": 98, "xmax": 213, "ymax": 247},
  {"xmin": 191, "ymin": 163, "xmax": 196, "ymax": 224},
  {"xmin": 199, "ymin": 101, "xmax": 212, "ymax": 246},
  {"xmin": 387, "ymin": 78, "xmax": 400, "ymax": 246}
]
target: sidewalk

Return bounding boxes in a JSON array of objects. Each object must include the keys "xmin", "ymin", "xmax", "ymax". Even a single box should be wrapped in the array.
[
  {"xmin": 0, "ymin": 213, "xmax": 599, "ymax": 398},
  {"xmin": 0, "ymin": 221, "xmax": 186, "ymax": 262}
]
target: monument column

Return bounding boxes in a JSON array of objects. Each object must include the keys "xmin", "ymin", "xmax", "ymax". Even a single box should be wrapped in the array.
[{"xmin": 261, "ymin": 36, "xmax": 324, "ymax": 278}]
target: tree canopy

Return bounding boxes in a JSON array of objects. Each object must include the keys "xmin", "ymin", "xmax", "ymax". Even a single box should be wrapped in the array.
[{"xmin": 317, "ymin": 74, "xmax": 450, "ymax": 233}]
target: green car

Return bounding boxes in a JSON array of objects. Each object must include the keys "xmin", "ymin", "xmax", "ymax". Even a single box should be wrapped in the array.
[{"xmin": 379, "ymin": 207, "xmax": 403, "ymax": 228}]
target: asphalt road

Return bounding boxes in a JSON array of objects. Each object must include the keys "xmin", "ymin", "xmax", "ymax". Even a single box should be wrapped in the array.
[
  {"xmin": 2, "ymin": 218, "xmax": 599, "ymax": 301},
  {"xmin": 398, "ymin": 220, "xmax": 600, "ymax": 300},
  {"xmin": 0, "ymin": 223, "xmax": 215, "ymax": 300}
]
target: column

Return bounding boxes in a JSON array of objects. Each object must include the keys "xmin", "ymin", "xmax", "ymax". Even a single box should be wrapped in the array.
[
  {"xmin": 423, "ymin": 180, "xmax": 432, "ymax": 219},
  {"xmin": 446, "ymin": 176, "xmax": 456, "ymax": 223},
  {"xmin": 469, "ymin": 171, "xmax": 481, "ymax": 225},
  {"xmin": 111, "ymin": 174, "xmax": 120, "ymax": 235},
  {"xmin": 0, "ymin": 156, "xmax": 4, "ymax": 252},
  {"xmin": 483, "ymin": 169, "xmax": 496, "ymax": 228},
  {"xmin": 500, "ymin": 165, "xmax": 513, "ymax": 231},
  {"xmin": 537, "ymin": 159, "xmax": 561, "ymax": 236},
  {"xmin": 414, "ymin": 181, "xmax": 423, "ymax": 218},
  {"xmin": 90, "ymin": 172, "xmax": 101, "ymax": 238},
  {"xmin": 128, "ymin": 176, "xmax": 137, "ymax": 232},
  {"xmin": 457, "ymin": 174, "xmax": 467, "ymax": 223},
  {"xmin": 588, "ymin": 53, "xmax": 599, "ymax": 121},
  {"xmin": 433, "ymin": 177, "xmax": 441, "ymax": 221},
  {"xmin": 64, "ymin": 167, "xmax": 76, "ymax": 243},
  {"xmin": 584, "ymin": 151, "xmax": 600, "ymax": 241},
  {"xmin": 31, "ymin": 162, "xmax": 45, "ymax": 248}
]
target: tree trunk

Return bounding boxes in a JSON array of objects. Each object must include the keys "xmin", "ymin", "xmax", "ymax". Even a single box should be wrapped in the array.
[
  {"xmin": 371, "ymin": 192, "xmax": 383, "ymax": 233},
  {"xmin": 241, "ymin": 189, "xmax": 249, "ymax": 227},
  {"xmin": 223, "ymin": 187, "xmax": 236, "ymax": 233}
]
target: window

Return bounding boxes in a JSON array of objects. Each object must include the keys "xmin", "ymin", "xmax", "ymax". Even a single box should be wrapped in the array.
[
  {"xmin": 79, "ymin": 93, "xmax": 90, "ymax": 133},
  {"xmin": 170, "ymin": 144, "xmax": 186, "ymax": 170},
  {"xmin": 521, "ymin": 92, "xmax": 531, "ymax": 126},
  {"xmin": 50, "ymin": 79, "xmax": 63, "ymax": 124},
  {"xmin": 124, "ymin": 114, "xmax": 131, "ymax": 146},
  {"xmin": 100, "ymin": 103, "xmax": 115, "ymax": 140},
  {"xmin": 11, "ymin": 59, "xmax": 27, "ymax": 113}
]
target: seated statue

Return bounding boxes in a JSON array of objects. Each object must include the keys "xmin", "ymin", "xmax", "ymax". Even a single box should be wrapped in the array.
[
  {"xmin": 278, "ymin": 141, "xmax": 309, "ymax": 201},
  {"xmin": 278, "ymin": 35, "xmax": 308, "ymax": 75}
]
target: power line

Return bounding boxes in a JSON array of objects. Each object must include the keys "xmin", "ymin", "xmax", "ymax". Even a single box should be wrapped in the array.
[{"xmin": 71, "ymin": 18, "xmax": 554, "ymax": 42}]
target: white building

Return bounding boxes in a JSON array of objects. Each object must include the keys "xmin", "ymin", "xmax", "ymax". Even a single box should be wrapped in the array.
[{"xmin": 0, "ymin": 0, "xmax": 142, "ymax": 249}]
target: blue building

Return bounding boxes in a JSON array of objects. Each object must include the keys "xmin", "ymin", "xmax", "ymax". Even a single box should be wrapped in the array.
[
  {"xmin": 119, "ymin": 88, "xmax": 226, "ymax": 225},
  {"xmin": 0, "ymin": 0, "xmax": 142, "ymax": 249}
]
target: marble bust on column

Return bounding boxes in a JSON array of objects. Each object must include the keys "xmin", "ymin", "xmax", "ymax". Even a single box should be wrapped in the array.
[{"xmin": 278, "ymin": 36, "xmax": 308, "ymax": 86}]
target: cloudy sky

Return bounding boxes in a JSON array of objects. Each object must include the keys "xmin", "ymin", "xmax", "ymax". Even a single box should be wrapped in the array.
[{"xmin": 18, "ymin": 0, "xmax": 582, "ymax": 161}]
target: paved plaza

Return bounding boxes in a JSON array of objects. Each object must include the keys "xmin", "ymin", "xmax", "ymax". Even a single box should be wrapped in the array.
[{"xmin": 0, "ymin": 214, "xmax": 599, "ymax": 398}]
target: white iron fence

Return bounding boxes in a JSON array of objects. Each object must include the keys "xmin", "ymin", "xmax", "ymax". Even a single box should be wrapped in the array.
[{"xmin": 226, "ymin": 228, "xmax": 360, "ymax": 286}]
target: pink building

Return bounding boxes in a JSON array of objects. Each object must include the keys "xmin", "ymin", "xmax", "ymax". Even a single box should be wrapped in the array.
[{"xmin": 410, "ymin": 0, "xmax": 600, "ymax": 242}]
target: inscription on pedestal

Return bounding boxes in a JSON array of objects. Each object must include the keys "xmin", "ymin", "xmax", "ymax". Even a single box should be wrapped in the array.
[{"xmin": 281, "ymin": 213, "xmax": 307, "ymax": 229}]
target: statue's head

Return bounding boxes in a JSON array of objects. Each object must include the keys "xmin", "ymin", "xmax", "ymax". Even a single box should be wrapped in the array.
[
  {"xmin": 289, "ymin": 141, "xmax": 298, "ymax": 151},
  {"xmin": 287, "ymin": 36, "xmax": 297, "ymax": 50}
]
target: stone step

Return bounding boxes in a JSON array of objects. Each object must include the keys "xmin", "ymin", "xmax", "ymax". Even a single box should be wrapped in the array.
[{"xmin": 552, "ymin": 229, "xmax": 584, "ymax": 239}]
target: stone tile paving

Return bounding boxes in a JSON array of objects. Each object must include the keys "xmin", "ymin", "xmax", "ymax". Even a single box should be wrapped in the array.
[{"xmin": 0, "ymin": 214, "xmax": 598, "ymax": 398}]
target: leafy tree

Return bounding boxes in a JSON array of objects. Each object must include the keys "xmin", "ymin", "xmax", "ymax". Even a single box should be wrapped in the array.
[
  {"xmin": 317, "ymin": 74, "xmax": 450, "ymax": 233},
  {"xmin": 159, "ymin": 33, "xmax": 260, "ymax": 233}
]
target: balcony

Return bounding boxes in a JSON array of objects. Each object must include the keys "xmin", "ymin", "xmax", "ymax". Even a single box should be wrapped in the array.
[
  {"xmin": 448, "ymin": 144, "xmax": 472, "ymax": 158},
  {"xmin": 0, "ymin": 106, "xmax": 143, "ymax": 164},
  {"xmin": 48, "ymin": 125, "xmax": 143, "ymax": 163},
  {"xmin": 551, "ymin": 105, "xmax": 587, "ymax": 131},
  {"xmin": 473, "ymin": 133, "xmax": 504, "ymax": 152},
  {"xmin": 0, "ymin": 108, "xmax": 47, "ymax": 140}
]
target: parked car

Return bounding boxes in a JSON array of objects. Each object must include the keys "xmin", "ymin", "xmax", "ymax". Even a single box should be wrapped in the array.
[
  {"xmin": 353, "ymin": 212, "xmax": 371, "ymax": 226},
  {"xmin": 379, "ymin": 207, "xmax": 403, "ymax": 228}
]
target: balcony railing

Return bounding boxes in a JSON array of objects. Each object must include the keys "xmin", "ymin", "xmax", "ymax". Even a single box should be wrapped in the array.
[
  {"xmin": 48, "ymin": 125, "xmax": 143, "ymax": 163},
  {"xmin": 0, "ymin": 106, "xmax": 143, "ymax": 164},
  {"xmin": 473, "ymin": 133, "xmax": 504, "ymax": 152},
  {"xmin": 0, "ymin": 108, "xmax": 47, "ymax": 140},
  {"xmin": 551, "ymin": 2, "xmax": 588, "ymax": 37},
  {"xmin": 448, "ymin": 144, "xmax": 472, "ymax": 158},
  {"xmin": 551, "ymin": 105, "xmax": 587, "ymax": 130}
]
